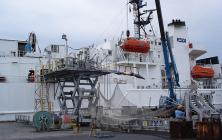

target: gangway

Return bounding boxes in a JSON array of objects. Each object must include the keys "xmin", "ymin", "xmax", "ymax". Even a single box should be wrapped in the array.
[{"xmin": 187, "ymin": 81, "xmax": 219, "ymax": 121}]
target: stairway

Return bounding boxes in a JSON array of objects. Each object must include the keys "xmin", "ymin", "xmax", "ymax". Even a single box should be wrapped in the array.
[{"xmin": 188, "ymin": 87, "xmax": 218, "ymax": 121}]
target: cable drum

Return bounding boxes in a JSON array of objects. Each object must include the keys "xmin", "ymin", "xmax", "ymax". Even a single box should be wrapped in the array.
[{"xmin": 33, "ymin": 111, "xmax": 53, "ymax": 131}]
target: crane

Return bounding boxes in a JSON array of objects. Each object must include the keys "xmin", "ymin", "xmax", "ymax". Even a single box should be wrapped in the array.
[{"xmin": 155, "ymin": 0, "xmax": 180, "ymax": 107}]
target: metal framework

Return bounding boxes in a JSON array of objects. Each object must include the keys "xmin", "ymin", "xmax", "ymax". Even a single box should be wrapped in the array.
[
  {"xmin": 44, "ymin": 68, "xmax": 110, "ymax": 121},
  {"xmin": 129, "ymin": 0, "xmax": 155, "ymax": 39},
  {"xmin": 34, "ymin": 65, "xmax": 52, "ymax": 112}
]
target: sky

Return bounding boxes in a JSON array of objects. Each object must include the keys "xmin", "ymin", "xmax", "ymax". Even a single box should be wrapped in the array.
[{"xmin": 0, "ymin": 0, "xmax": 221, "ymax": 62}]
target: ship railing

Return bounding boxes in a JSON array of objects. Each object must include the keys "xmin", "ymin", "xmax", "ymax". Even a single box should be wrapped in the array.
[
  {"xmin": 202, "ymin": 85, "xmax": 222, "ymax": 89},
  {"xmin": 17, "ymin": 50, "xmax": 27, "ymax": 57},
  {"xmin": 43, "ymin": 57, "xmax": 104, "ymax": 72},
  {"xmin": 136, "ymin": 85, "xmax": 161, "ymax": 89},
  {"xmin": 135, "ymin": 78, "xmax": 162, "ymax": 89},
  {"xmin": 15, "ymin": 114, "xmax": 31, "ymax": 125},
  {"xmin": 98, "ymin": 109, "xmax": 171, "ymax": 131},
  {"xmin": 116, "ymin": 56, "xmax": 158, "ymax": 64},
  {"xmin": 150, "ymin": 46, "xmax": 162, "ymax": 52},
  {"xmin": 146, "ymin": 57, "xmax": 159, "ymax": 64},
  {"xmin": 197, "ymin": 83, "xmax": 222, "ymax": 89},
  {"xmin": 0, "ymin": 51, "xmax": 19, "ymax": 57},
  {"xmin": 0, "ymin": 50, "xmax": 37, "ymax": 57},
  {"xmin": 100, "ymin": 63, "xmax": 113, "ymax": 71}
]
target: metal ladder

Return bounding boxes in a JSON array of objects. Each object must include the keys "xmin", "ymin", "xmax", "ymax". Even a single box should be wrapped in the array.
[{"xmin": 34, "ymin": 65, "xmax": 52, "ymax": 112}]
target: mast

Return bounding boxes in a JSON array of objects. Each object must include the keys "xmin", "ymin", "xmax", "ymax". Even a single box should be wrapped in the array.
[{"xmin": 129, "ymin": 0, "xmax": 154, "ymax": 39}]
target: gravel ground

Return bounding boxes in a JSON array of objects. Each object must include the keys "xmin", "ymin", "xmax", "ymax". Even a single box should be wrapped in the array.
[{"xmin": 0, "ymin": 122, "xmax": 169, "ymax": 140}]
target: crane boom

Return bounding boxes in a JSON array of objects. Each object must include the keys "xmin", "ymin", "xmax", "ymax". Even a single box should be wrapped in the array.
[{"xmin": 155, "ymin": 0, "xmax": 180, "ymax": 105}]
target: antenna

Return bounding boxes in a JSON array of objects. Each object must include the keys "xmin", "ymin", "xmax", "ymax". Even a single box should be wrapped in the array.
[
  {"xmin": 129, "ymin": 0, "xmax": 155, "ymax": 39},
  {"xmin": 126, "ymin": 0, "xmax": 129, "ymax": 31}
]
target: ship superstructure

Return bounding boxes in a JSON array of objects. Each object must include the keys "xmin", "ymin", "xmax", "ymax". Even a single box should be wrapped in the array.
[
  {"xmin": 91, "ymin": 20, "xmax": 222, "ymax": 105},
  {"xmin": 85, "ymin": 0, "xmax": 222, "ymax": 123}
]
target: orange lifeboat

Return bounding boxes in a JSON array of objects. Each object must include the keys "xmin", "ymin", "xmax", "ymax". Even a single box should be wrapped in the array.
[
  {"xmin": 191, "ymin": 65, "xmax": 214, "ymax": 78},
  {"xmin": 120, "ymin": 38, "xmax": 150, "ymax": 53}
]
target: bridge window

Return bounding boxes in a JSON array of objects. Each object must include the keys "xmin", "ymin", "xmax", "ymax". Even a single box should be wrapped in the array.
[
  {"xmin": 51, "ymin": 45, "xmax": 59, "ymax": 53},
  {"xmin": 0, "ymin": 75, "xmax": 6, "ymax": 83}
]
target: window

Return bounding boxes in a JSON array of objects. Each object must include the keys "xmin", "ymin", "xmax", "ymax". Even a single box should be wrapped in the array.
[
  {"xmin": 51, "ymin": 45, "xmax": 59, "ymax": 53},
  {"xmin": 27, "ymin": 70, "xmax": 35, "ymax": 82},
  {"xmin": 18, "ymin": 42, "xmax": 27, "ymax": 57},
  {"xmin": 108, "ymin": 50, "xmax": 112, "ymax": 55},
  {"xmin": 140, "ymin": 54, "xmax": 143, "ymax": 62},
  {"xmin": 0, "ymin": 76, "xmax": 6, "ymax": 83},
  {"xmin": 124, "ymin": 53, "xmax": 129, "ymax": 59}
]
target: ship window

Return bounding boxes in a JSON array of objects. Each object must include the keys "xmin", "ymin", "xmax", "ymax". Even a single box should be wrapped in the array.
[
  {"xmin": 161, "ymin": 70, "xmax": 166, "ymax": 76},
  {"xmin": 124, "ymin": 54, "xmax": 129, "ymax": 59},
  {"xmin": 108, "ymin": 50, "xmax": 112, "ymax": 55},
  {"xmin": 0, "ymin": 75, "xmax": 6, "ymax": 83},
  {"xmin": 27, "ymin": 70, "xmax": 35, "ymax": 82},
  {"xmin": 196, "ymin": 56, "xmax": 219, "ymax": 65},
  {"xmin": 18, "ymin": 42, "xmax": 27, "ymax": 57},
  {"xmin": 140, "ymin": 54, "xmax": 143, "ymax": 62},
  {"xmin": 51, "ymin": 45, "xmax": 59, "ymax": 53},
  {"xmin": 151, "ymin": 41, "xmax": 154, "ymax": 44},
  {"xmin": 158, "ymin": 42, "xmax": 162, "ymax": 45}
]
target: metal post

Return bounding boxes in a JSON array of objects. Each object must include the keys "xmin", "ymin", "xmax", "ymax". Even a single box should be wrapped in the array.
[
  {"xmin": 185, "ymin": 92, "xmax": 191, "ymax": 121},
  {"xmin": 65, "ymin": 40, "xmax": 68, "ymax": 57},
  {"xmin": 62, "ymin": 34, "xmax": 68, "ymax": 57}
]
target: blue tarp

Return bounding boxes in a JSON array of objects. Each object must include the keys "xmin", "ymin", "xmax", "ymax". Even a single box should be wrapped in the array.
[
  {"xmin": 175, "ymin": 110, "xmax": 185, "ymax": 119},
  {"xmin": 25, "ymin": 43, "xmax": 32, "ymax": 53}
]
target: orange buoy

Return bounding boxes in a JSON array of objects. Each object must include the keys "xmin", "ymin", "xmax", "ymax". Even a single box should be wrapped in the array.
[
  {"xmin": 191, "ymin": 65, "xmax": 214, "ymax": 78},
  {"xmin": 121, "ymin": 38, "xmax": 150, "ymax": 53}
]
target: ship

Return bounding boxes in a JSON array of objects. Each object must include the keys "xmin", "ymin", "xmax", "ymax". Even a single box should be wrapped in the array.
[{"xmin": 0, "ymin": 0, "xmax": 222, "ymax": 126}]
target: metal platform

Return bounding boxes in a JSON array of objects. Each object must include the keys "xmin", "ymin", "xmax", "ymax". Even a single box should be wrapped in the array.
[
  {"xmin": 44, "ymin": 68, "xmax": 110, "ymax": 80},
  {"xmin": 44, "ymin": 67, "xmax": 110, "ymax": 122}
]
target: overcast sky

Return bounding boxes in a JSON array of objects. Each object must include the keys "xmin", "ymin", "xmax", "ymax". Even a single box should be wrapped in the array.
[{"xmin": 0, "ymin": 0, "xmax": 221, "ymax": 62}]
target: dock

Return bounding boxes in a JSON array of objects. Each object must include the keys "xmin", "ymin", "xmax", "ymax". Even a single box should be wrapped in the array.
[{"xmin": 0, "ymin": 122, "xmax": 169, "ymax": 140}]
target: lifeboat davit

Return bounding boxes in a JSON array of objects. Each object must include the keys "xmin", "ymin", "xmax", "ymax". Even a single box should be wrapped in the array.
[
  {"xmin": 121, "ymin": 38, "xmax": 150, "ymax": 53},
  {"xmin": 191, "ymin": 65, "xmax": 214, "ymax": 78}
]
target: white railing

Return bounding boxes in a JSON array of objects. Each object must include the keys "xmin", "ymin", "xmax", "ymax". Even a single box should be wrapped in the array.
[
  {"xmin": 197, "ymin": 82, "xmax": 222, "ymax": 89},
  {"xmin": 18, "ymin": 50, "xmax": 27, "ymax": 57},
  {"xmin": 0, "ymin": 50, "xmax": 29, "ymax": 57},
  {"xmin": 116, "ymin": 54, "xmax": 158, "ymax": 64}
]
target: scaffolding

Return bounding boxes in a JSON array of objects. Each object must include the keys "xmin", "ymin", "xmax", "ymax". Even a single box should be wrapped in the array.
[
  {"xmin": 34, "ymin": 65, "xmax": 53, "ymax": 112},
  {"xmin": 43, "ymin": 55, "xmax": 111, "ymax": 124}
]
